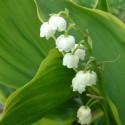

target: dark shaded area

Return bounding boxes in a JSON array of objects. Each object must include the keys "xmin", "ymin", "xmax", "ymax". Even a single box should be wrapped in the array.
[{"xmin": 72, "ymin": 121, "xmax": 81, "ymax": 125}]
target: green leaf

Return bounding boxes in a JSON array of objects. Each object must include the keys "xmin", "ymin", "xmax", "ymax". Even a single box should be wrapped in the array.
[
  {"xmin": 46, "ymin": 97, "xmax": 82, "ymax": 121},
  {"xmin": 0, "ymin": 49, "xmax": 75, "ymax": 125},
  {"xmin": 32, "ymin": 118, "xmax": 73, "ymax": 125},
  {"xmin": 35, "ymin": 0, "xmax": 125, "ymax": 124},
  {"xmin": 96, "ymin": 0, "xmax": 109, "ymax": 12},
  {"xmin": 0, "ymin": 0, "xmax": 54, "ymax": 89},
  {"xmin": 72, "ymin": 0, "xmax": 98, "ymax": 8},
  {"xmin": 107, "ymin": 98, "xmax": 122, "ymax": 125},
  {"xmin": 33, "ymin": 98, "xmax": 82, "ymax": 125}
]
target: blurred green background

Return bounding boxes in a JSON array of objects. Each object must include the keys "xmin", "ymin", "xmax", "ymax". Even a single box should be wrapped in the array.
[{"xmin": 108, "ymin": 0, "xmax": 125, "ymax": 23}]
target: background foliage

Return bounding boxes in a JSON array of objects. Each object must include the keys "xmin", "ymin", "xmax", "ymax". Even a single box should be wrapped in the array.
[{"xmin": 108, "ymin": 0, "xmax": 125, "ymax": 23}]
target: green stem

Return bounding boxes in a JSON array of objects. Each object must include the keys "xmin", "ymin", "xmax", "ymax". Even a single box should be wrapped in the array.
[
  {"xmin": 68, "ymin": 17, "xmax": 93, "ymax": 56},
  {"xmin": 94, "ymin": 62, "xmax": 110, "ymax": 125},
  {"xmin": 89, "ymin": 100, "xmax": 100, "ymax": 108},
  {"xmin": 58, "ymin": 11, "xmax": 110, "ymax": 124},
  {"xmin": 64, "ymin": 24, "xmax": 75, "ymax": 36},
  {"xmin": 85, "ymin": 98, "xmax": 94, "ymax": 107},
  {"xmin": 67, "ymin": 17, "xmax": 110, "ymax": 125},
  {"xmin": 84, "ymin": 60, "xmax": 91, "ymax": 72}
]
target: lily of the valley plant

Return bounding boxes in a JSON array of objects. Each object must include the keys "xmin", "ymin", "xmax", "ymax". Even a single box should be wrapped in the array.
[
  {"xmin": 1, "ymin": 1, "xmax": 124, "ymax": 125},
  {"xmin": 40, "ymin": 9, "xmax": 118, "ymax": 125}
]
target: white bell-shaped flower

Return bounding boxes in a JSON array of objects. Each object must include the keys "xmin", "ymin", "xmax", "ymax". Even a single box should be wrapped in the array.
[
  {"xmin": 56, "ymin": 35, "xmax": 75, "ymax": 52},
  {"xmin": 73, "ymin": 44, "xmax": 86, "ymax": 60},
  {"xmin": 63, "ymin": 53, "xmax": 79, "ymax": 68},
  {"xmin": 77, "ymin": 106, "xmax": 92, "ymax": 125},
  {"xmin": 72, "ymin": 70, "xmax": 97, "ymax": 93},
  {"xmin": 49, "ymin": 16, "xmax": 66, "ymax": 32},
  {"xmin": 40, "ymin": 22, "xmax": 55, "ymax": 40}
]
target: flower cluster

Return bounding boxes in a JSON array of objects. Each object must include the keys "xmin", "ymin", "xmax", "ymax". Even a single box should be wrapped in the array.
[
  {"xmin": 40, "ymin": 11, "xmax": 97, "ymax": 125},
  {"xmin": 40, "ymin": 15, "xmax": 86, "ymax": 69}
]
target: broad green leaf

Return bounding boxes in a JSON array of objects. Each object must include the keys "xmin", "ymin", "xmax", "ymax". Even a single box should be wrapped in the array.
[
  {"xmin": 72, "ymin": 0, "xmax": 98, "ymax": 8},
  {"xmin": 46, "ymin": 98, "xmax": 82, "ymax": 121},
  {"xmin": 0, "ymin": 49, "xmax": 75, "ymax": 125},
  {"xmin": 33, "ymin": 98, "xmax": 82, "ymax": 125},
  {"xmin": 35, "ymin": 0, "xmax": 125, "ymax": 124},
  {"xmin": 96, "ymin": 0, "xmax": 109, "ymax": 12},
  {"xmin": 0, "ymin": 0, "xmax": 54, "ymax": 89}
]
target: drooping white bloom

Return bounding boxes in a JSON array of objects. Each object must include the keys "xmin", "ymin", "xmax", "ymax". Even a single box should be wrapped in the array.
[
  {"xmin": 40, "ymin": 22, "xmax": 55, "ymax": 40},
  {"xmin": 72, "ymin": 70, "xmax": 97, "ymax": 93},
  {"xmin": 56, "ymin": 35, "xmax": 75, "ymax": 52},
  {"xmin": 72, "ymin": 71, "xmax": 88, "ymax": 93},
  {"xmin": 77, "ymin": 106, "xmax": 92, "ymax": 125},
  {"xmin": 63, "ymin": 53, "xmax": 79, "ymax": 68},
  {"xmin": 72, "ymin": 44, "xmax": 86, "ymax": 60},
  {"xmin": 49, "ymin": 16, "xmax": 66, "ymax": 32}
]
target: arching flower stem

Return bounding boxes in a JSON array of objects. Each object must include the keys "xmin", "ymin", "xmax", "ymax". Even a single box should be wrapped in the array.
[
  {"xmin": 65, "ymin": 15, "xmax": 111, "ymax": 125},
  {"xmin": 85, "ymin": 98, "xmax": 94, "ymax": 107},
  {"xmin": 64, "ymin": 23, "xmax": 75, "ymax": 36}
]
